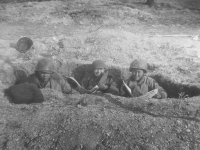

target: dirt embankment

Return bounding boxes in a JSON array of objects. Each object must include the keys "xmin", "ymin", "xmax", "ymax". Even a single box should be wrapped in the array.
[
  {"xmin": 0, "ymin": 0, "xmax": 200, "ymax": 149},
  {"xmin": 1, "ymin": 89, "xmax": 200, "ymax": 150}
]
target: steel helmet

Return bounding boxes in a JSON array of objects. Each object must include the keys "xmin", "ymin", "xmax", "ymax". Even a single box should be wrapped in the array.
[
  {"xmin": 92, "ymin": 60, "xmax": 107, "ymax": 70},
  {"xmin": 129, "ymin": 59, "xmax": 147, "ymax": 73},
  {"xmin": 16, "ymin": 37, "xmax": 33, "ymax": 53},
  {"xmin": 35, "ymin": 58, "xmax": 55, "ymax": 73}
]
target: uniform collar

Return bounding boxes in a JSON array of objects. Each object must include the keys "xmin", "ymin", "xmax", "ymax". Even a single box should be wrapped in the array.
[
  {"xmin": 130, "ymin": 75, "xmax": 146, "ymax": 85},
  {"xmin": 92, "ymin": 74, "xmax": 103, "ymax": 80},
  {"xmin": 34, "ymin": 73, "xmax": 52, "ymax": 88}
]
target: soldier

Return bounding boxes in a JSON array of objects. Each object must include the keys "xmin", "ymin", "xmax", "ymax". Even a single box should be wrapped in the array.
[
  {"xmin": 81, "ymin": 60, "xmax": 119, "ymax": 95},
  {"xmin": 24, "ymin": 58, "xmax": 73, "ymax": 94},
  {"xmin": 120, "ymin": 59, "xmax": 167, "ymax": 99}
]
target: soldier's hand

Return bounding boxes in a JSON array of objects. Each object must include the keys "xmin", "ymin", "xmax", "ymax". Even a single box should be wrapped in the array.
[
  {"xmin": 154, "ymin": 93, "xmax": 162, "ymax": 99},
  {"xmin": 87, "ymin": 85, "xmax": 94, "ymax": 90},
  {"xmin": 98, "ymin": 84, "xmax": 108, "ymax": 90}
]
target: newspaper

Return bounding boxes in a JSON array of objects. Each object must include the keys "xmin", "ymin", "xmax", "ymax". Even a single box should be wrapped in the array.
[
  {"xmin": 122, "ymin": 80, "xmax": 132, "ymax": 97},
  {"xmin": 138, "ymin": 89, "xmax": 158, "ymax": 99},
  {"xmin": 66, "ymin": 77, "xmax": 99, "ymax": 94},
  {"xmin": 66, "ymin": 71, "xmax": 109, "ymax": 94},
  {"xmin": 123, "ymin": 80, "xmax": 158, "ymax": 99}
]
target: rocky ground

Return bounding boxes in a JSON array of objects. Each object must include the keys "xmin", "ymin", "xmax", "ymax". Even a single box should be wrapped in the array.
[{"xmin": 0, "ymin": 0, "xmax": 200, "ymax": 149}]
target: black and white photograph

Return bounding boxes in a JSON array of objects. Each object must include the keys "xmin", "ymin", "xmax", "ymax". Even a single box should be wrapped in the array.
[{"xmin": 0, "ymin": 0, "xmax": 200, "ymax": 149}]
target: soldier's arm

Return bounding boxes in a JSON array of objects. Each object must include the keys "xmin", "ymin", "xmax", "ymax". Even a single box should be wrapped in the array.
[
  {"xmin": 147, "ymin": 77, "xmax": 167, "ymax": 99},
  {"xmin": 59, "ymin": 76, "xmax": 73, "ymax": 94},
  {"xmin": 81, "ymin": 75, "xmax": 92, "ymax": 90},
  {"xmin": 53, "ymin": 73, "xmax": 73, "ymax": 94},
  {"xmin": 81, "ymin": 76, "xmax": 86, "ymax": 88},
  {"xmin": 62, "ymin": 79, "xmax": 74, "ymax": 94},
  {"xmin": 105, "ymin": 76, "xmax": 119, "ymax": 95}
]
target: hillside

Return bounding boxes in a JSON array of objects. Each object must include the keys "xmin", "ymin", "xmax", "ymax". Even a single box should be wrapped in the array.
[{"xmin": 0, "ymin": 0, "xmax": 200, "ymax": 149}]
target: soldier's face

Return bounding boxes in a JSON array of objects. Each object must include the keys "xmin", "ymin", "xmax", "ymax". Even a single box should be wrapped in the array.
[
  {"xmin": 37, "ymin": 72, "xmax": 51, "ymax": 82},
  {"xmin": 93, "ymin": 68, "xmax": 105, "ymax": 77},
  {"xmin": 130, "ymin": 69, "xmax": 144, "ymax": 81}
]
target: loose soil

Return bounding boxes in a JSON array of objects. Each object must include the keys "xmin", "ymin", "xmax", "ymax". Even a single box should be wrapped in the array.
[{"xmin": 1, "ymin": 0, "xmax": 200, "ymax": 149}]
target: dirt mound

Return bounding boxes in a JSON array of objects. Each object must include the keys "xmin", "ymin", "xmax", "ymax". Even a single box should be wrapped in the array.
[
  {"xmin": 1, "ymin": 90, "xmax": 200, "ymax": 150},
  {"xmin": 1, "ymin": 0, "xmax": 200, "ymax": 149}
]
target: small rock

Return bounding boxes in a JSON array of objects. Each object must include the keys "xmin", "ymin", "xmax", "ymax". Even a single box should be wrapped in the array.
[
  {"xmin": 184, "ymin": 9, "xmax": 190, "ymax": 13},
  {"xmin": 23, "ymin": 2, "xmax": 33, "ymax": 7},
  {"xmin": 192, "ymin": 35, "xmax": 200, "ymax": 41}
]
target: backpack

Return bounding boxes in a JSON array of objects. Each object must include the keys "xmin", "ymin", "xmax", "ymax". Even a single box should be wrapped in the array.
[{"xmin": 4, "ymin": 82, "xmax": 44, "ymax": 104}]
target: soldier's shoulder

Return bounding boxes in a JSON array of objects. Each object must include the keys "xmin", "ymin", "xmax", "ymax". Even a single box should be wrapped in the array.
[
  {"xmin": 51, "ymin": 72, "xmax": 62, "ymax": 78},
  {"xmin": 145, "ymin": 76, "xmax": 156, "ymax": 84},
  {"xmin": 51, "ymin": 72, "xmax": 65, "ymax": 83},
  {"xmin": 146, "ymin": 76, "xmax": 154, "ymax": 80}
]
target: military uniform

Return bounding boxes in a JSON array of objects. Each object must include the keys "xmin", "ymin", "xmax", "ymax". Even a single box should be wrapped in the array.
[
  {"xmin": 81, "ymin": 72, "xmax": 119, "ymax": 95},
  {"xmin": 120, "ymin": 75, "xmax": 167, "ymax": 98},
  {"xmin": 23, "ymin": 58, "xmax": 72, "ymax": 94},
  {"xmin": 81, "ymin": 60, "xmax": 119, "ymax": 95},
  {"xmin": 24, "ymin": 72, "xmax": 72, "ymax": 94},
  {"xmin": 120, "ymin": 59, "xmax": 167, "ymax": 99}
]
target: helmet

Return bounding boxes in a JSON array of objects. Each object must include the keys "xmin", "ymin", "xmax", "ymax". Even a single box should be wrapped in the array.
[
  {"xmin": 35, "ymin": 58, "xmax": 55, "ymax": 73},
  {"xmin": 129, "ymin": 59, "xmax": 147, "ymax": 73},
  {"xmin": 16, "ymin": 37, "xmax": 33, "ymax": 53},
  {"xmin": 92, "ymin": 60, "xmax": 106, "ymax": 70}
]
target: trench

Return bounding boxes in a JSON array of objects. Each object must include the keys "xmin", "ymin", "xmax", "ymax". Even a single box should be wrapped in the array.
[
  {"xmin": 9, "ymin": 61, "xmax": 200, "ymax": 99},
  {"xmin": 2, "ymin": 62, "xmax": 200, "ymax": 150},
  {"xmin": 57, "ymin": 62, "xmax": 200, "ymax": 99},
  {"xmin": 150, "ymin": 74, "xmax": 200, "ymax": 98}
]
